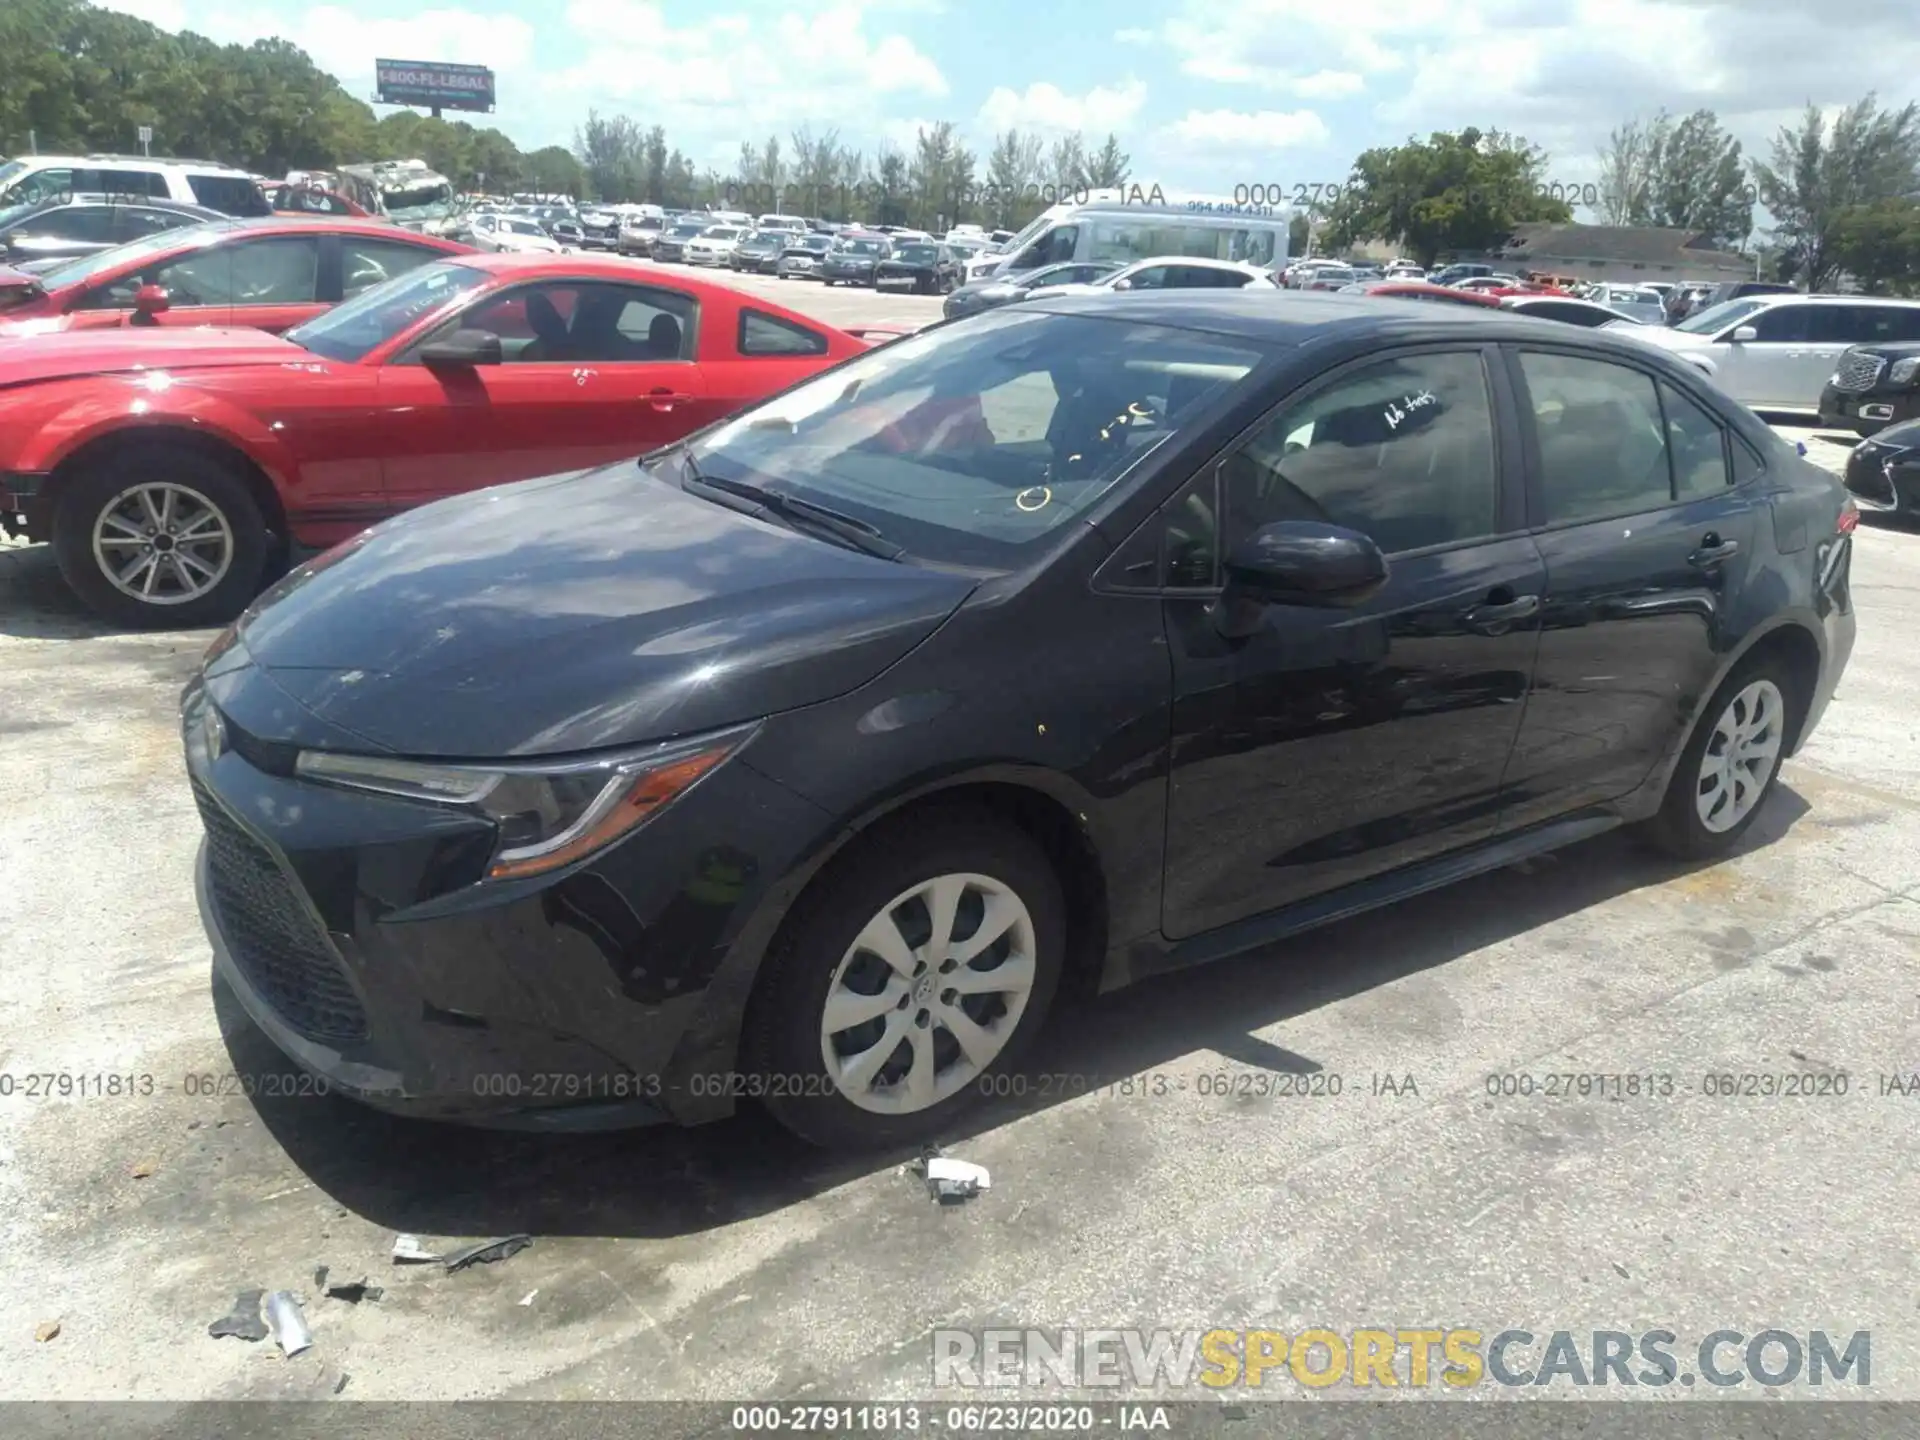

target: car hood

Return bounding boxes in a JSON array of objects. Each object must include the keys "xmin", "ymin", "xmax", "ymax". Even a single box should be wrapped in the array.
[
  {"xmin": 1870, "ymin": 417, "xmax": 1920, "ymax": 451},
  {"xmin": 0, "ymin": 326, "xmax": 306, "ymax": 388},
  {"xmin": 218, "ymin": 462, "xmax": 980, "ymax": 758},
  {"xmin": 1618, "ymin": 325, "xmax": 1708, "ymax": 351}
]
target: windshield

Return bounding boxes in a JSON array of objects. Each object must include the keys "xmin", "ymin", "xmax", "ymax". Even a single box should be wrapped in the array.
[
  {"xmin": 896, "ymin": 245, "xmax": 940, "ymax": 264},
  {"xmin": 1677, "ymin": 297, "xmax": 1767, "ymax": 335},
  {"xmin": 384, "ymin": 183, "xmax": 453, "ymax": 222},
  {"xmin": 33, "ymin": 221, "xmax": 228, "ymax": 290},
  {"xmin": 702, "ymin": 226, "xmax": 740, "ymax": 239},
  {"xmin": 505, "ymin": 219, "xmax": 545, "ymax": 236},
  {"xmin": 679, "ymin": 308, "xmax": 1264, "ymax": 569},
  {"xmin": 836, "ymin": 238, "xmax": 884, "ymax": 255},
  {"xmin": 669, "ymin": 222, "xmax": 706, "ymax": 238},
  {"xmin": 286, "ymin": 259, "xmax": 488, "ymax": 363}
]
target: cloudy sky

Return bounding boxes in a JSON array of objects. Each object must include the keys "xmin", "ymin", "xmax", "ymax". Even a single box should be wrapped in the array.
[{"xmin": 106, "ymin": 0, "xmax": 1918, "ymax": 201}]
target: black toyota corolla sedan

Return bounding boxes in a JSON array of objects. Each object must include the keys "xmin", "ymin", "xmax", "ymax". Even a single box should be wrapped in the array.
[{"xmin": 183, "ymin": 294, "xmax": 1858, "ymax": 1150}]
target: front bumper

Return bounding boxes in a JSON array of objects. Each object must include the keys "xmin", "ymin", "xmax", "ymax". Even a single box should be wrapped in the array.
[
  {"xmin": 1818, "ymin": 383, "xmax": 1919, "ymax": 436},
  {"xmin": 876, "ymin": 268, "xmax": 935, "ymax": 290},
  {"xmin": 1843, "ymin": 440, "xmax": 1920, "ymax": 514},
  {"xmin": 823, "ymin": 265, "xmax": 874, "ymax": 284},
  {"xmin": 184, "ymin": 682, "xmax": 831, "ymax": 1129}
]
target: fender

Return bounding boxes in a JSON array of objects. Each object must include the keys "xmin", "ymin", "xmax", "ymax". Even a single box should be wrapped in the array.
[
  {"xmin": 657, "ymin": 756, "xmax": 1115, "ymax": 1124},
  {"xmin": 14, "ymin": 376, "xmax": 299, "ymax": 500},
  {"xmin": 1632, "ymin": 609, "xmax": 1830, "ymax": 812}
]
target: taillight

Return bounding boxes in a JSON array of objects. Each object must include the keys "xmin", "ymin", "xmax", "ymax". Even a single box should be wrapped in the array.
[{"xmin": 1838, "ymin": 497, "xmax": 1860, "ymax": 535}]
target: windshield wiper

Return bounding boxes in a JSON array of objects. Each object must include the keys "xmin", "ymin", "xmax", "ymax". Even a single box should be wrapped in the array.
[{"xmin": 677, "ymin": 451, "xmax": 905, "ymax": 561}]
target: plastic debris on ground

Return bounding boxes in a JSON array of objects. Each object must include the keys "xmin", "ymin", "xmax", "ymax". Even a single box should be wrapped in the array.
[
  {"xmin": 518, "ymin": 1290, "xmax": 539, "ymax": 1307},
  {"xmin": 129, "ymin": 1157, "xmax": 158, "ymax": 1179},
  {"xmin": 334, "ymin": 1374, "xmax": 350, "ymax": 1395},
  {"xmin": 34, "ymin": 1320, "xmax": 61, "ymax": 1343},
  {"xmin": 264, "ymin": 1291, "xmax": 313, "ymax": 1357},
  {"xmin": 324, "ymin": 1277, "xmax": 383, "ymax": 1304},
  {"xmin": 208, "ymin": 1289, "xmax": 269, "ymax": 1342},
  {"xmin": 390, "ymin": 1234, "xmax": 444, "ymax": 1264},
  {"xmin": 922, "ymin": 1155, "xmax": 991, "ymax": 1204},
  {"xmin": 443, "ymin": 1234, "xmax": 533, "ymax": 1271},
  {"xmin": 313, "ymin": 1265, "xmax": 329, "ymax": 1290}
]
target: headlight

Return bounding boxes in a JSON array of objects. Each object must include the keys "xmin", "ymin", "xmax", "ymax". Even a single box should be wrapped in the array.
[
  {"xmin": 294, "ymin": 727, "xmax": 751, "ymax": 881},
  {"xmin": 1890, "ymin": 357, "xmax": 1920, "ymax": 386}
]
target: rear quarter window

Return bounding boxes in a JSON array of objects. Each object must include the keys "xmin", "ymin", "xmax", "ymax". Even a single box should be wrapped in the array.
[{"xmin": 739, "ymin": 309, "xmax": 828, "ymax": 357}]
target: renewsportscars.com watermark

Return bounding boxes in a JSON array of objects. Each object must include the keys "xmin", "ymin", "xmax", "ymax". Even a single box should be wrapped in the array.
[{"xmin": 932, "ymin": 1328, "xmax": 1871, "ymax": 1390}]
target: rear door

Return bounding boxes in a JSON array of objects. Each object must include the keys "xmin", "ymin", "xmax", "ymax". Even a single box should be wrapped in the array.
[
  {"xmin": 1497, "ymin": 347, "xmax": 1762, "ymax": 827},
  {"xmin": 379, "ymin": 277, "xmax": 709, "ymax": 507}
]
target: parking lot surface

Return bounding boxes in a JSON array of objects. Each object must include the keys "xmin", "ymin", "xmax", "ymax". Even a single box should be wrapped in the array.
[{"xmin": 2, "ymin": 276, "xmax": 1917, "ymax": 1404}]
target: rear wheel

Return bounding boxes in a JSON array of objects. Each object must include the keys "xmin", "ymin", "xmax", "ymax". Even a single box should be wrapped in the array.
[
  {"xmin": 52, "ymin": 443, "xmax": 268, "ymax": 629},
  {"xmin": 745, "ymin": 810, "xmax": 1065, "ymax": 1149},
  {"xmin": 1639, "ymin": 657, "xmax": 1796, "ymax": 859}
]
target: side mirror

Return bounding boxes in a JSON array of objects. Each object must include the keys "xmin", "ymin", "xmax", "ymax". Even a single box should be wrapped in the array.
[
  {"xmin": 1214, "ymin": 521, "xmax": 1388, "ymax": 634},
  {"xmin": 1729, "ymin": 325, "xmax": 1758, "ymax": 343},
  {"xmin": 132, "ymin": 283, "xmax": 171, "ymax": 317},
  {"xmin": 418, "ymin": 328, "xmax": 503, "ymax": 368},
  {"xmin": 1112, "ymin": 277, "xmax": 1133, "ymax": 291}
]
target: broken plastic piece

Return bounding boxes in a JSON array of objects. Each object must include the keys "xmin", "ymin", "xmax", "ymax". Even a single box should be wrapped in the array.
[
  {"xmin": 208, "ymin": 1289, "xmax": 268, "ymax": 1342},
  {"xmin": 264, "ymin": 1291, "xmax": 312, "ymax": 1357},
  {"xmin": 34, "ymin": 1320, "xmax": 61, "ymax": 1343},
  {"xmin": 518, "ymin": 1289, "xmax": 539, "ymax": 1306},
  {"xmin": 333, "ymin": 1373, "xmax": 350, "ymax": 1395},
  {"xmin": 391, "ymin": 1234, "xmax": 444, "ymax": 1264},
  {"xmin": 313, "ymin": 1265, "xmax": 329, "ymax": 1290},
  {"xmin": 324, "ymin": 1278, "xmax": 383, "ymax": 1304},
  {"xmin": 923, "ymin": 1156, "xmax": 991, "ymax": 1203},
  {"xmin": 443, "ymin": 1234, "xmax": 533, "ymax": 1271}
]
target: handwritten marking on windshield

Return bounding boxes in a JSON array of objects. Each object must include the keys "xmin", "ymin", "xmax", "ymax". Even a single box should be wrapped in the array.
[{"xmin": 1384, "ymin": 390, "xmax": 1438, "ymax": 430}]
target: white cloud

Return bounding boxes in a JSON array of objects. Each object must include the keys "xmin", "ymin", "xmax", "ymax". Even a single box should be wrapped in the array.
[
  {"xmin": 1293, "ymin": 70, "xmax": 1366, "ymax": 100},
  {"xmin": 1114, "ymin": 27, "xmax": 1154, "ymax": 44},
  {"xmin": 1165, "ymin": 108, "xmax": 1330, "ymax": 151},
  {"xmin": 975, "ymin": 80, "xmax": 1148, "ymax": 137},
  {"xmin": 551, "ymin": 1, "xmax": 947, "ymax": 165}
]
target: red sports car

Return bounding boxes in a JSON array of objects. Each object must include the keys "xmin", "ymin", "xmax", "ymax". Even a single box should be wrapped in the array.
[
  {"xmin": 0, "ymin": 216, "xmax": 471, "ymax": 337},
  {"xmin": 0, "ymin": 253, "xmax": 876, "ymax": 626}
]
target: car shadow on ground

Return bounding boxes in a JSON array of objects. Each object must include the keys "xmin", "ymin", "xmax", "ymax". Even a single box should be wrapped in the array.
[
  {"xmin": 221, "ymin": 784, "xmax": 1813, "ymax": 1243},
  {"xmin": 0, "ymin": 540, "xmax": 199, "ymax": 642}
]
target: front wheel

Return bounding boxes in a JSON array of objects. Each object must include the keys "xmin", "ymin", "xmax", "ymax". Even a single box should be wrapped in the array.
[
  {"xmin": 52, "ymin": 443, "xmax": 268, "ymax": 629},
  {"xmin": 1638, "ymin": 658, "xmax": 1796, "ymax": 859},
  {"xmin": 745, "ymin": 810, "xmax": 1066, "ymax": 1149}
]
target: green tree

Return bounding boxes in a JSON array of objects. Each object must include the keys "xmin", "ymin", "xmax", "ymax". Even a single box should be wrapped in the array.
[
  {"xmin": 871, "ymin": 145, "xmax": 909, "ymax": 225},
  {"xmin": 1049, "ymin": 132, "xmax": 1088, "ymax": 192},
  {"xmin": 576, "ymin": 109, "xmax": 645, "ymax": 201},
  {"xmin": 1596, "ymin": 109, "xmax": 1751, "ymax": 248},
  {"xmin": 1830, "ymin": 198, "xmax": 1920, "ymax": 294},
  {"xmin": 1086, "ymin": 133, "xmax": 1130, "ymax": 188},
  {"xmin": 1752, "ymin": 94, "xmax": 1920, "ymax": 290},
  {"xmin": 1323, "ymin": 127, "xmax": 1572, "ymax": 266},
  {"xmin": 523, "ymin": 144, "xmax": 585, "ymax": 197}
]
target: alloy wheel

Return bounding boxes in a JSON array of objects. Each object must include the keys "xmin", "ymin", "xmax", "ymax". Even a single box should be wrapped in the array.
[
  {"xmin": 90, "ymin": 481, "xmax": 235, "ymax": 607},
  {"xmin": 819, "ymin": 872, "xmax": 1038, "ymax": 1114},
  {"xmin": 1695, "ymin": 678, "xmax": 1785, "ymax": 833}
]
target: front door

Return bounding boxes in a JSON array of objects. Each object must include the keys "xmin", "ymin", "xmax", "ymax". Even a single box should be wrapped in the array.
[
  {"xmin": 1496, "ymin": 348, "xmax": 1762, "ymax": 827},
  {"xmin": 1158, "ymin": 346, "xmax": 1544, "ymax": 939},
  {"xmin": 379, "ymin": 277, "xmax": 710, "ymax": 508}
]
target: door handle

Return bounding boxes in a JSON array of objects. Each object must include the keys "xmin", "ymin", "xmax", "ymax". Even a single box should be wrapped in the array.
[
  {"xmin": 1462, "ymin": 591, "xmax": 1540, "ymax": 635},
  {"xmin": 1689, "ymin": 535, "xmax": 1740, "ymax": 568},
  {"xmin": 647, "ymin": 386, "xmax": 689, "ymax": 412}
]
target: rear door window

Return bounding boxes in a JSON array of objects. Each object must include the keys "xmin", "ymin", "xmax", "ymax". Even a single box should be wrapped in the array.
[
  {"xmin": 187, "ymin": 174, "xmax": 269, "ymax": 216},
  {"xmin": 1517, "ymin": 351, "xmax": 1673, "ymax": 525}
]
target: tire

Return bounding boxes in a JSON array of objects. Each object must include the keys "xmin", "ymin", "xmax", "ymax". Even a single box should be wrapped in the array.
[
  {"xmin": 1637, "ymin": 654, "xmax": 1798, "ymax": 860},
  {"xmin": 744, "ymin": 808, "xmax": 1067, "ymax": 1150},
  {"xmin": 52, "ymin": 441, "xmax": 269, "ymax": 629}
]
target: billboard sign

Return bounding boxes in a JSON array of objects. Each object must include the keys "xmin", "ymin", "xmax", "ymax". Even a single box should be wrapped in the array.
[{"xmin": 374, "ymin": 59, "xmax": 496, "ymax": 113}]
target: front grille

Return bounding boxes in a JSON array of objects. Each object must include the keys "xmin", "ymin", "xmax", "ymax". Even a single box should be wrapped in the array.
[
  {"xmin": 1833, "ymin": 351, "xmax": 1886, "ymax": 394},
  {"xmin": 192, "ymin": 776, "xmax": 369, "ymax": 1043}
]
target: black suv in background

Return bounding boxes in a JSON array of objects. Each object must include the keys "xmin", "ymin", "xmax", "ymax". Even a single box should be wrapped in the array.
[{"xmin": 1820, "ymin": 341, "xmax": 1920, "ymax": 436}]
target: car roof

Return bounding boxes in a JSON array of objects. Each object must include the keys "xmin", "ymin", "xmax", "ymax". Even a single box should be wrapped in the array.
[
  {"xmin": 455, "ymin": 252, "xmax": 721, "ymax": 279},
  {"xmin": 1743, "ymin": 291, "xmax": 1920, "ymax": 308},
  {"xmin": 1020, "ymin": 288, "xmax": 1691, "ymax": 351}
]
